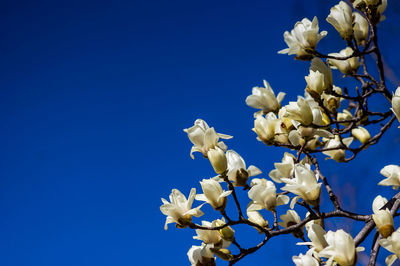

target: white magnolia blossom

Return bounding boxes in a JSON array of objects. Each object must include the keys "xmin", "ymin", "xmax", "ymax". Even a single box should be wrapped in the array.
[
  {"xmin": 353, "ymin": 12, "xmax": 368, "ymax": 45},
  {"xmin": 337, "ymin": 109, "xmax": 353, "ymax": 126},
  {"xmin": 305, "ymin": 70, "xmax": 326, "ymax": 96},
  {"xmin": 207, "ymin": 147, "xmax": 228, "ymax": 174},
  {"xmin": 279, "ymin": 210, "xmax": 304, "ymax": 238},
  {"xmin": 160, "ymin": 188, "xmax": 204, "ymax": 230},
  {"xmin": 307, "ymin": 58, "xmax": 333, "ymax": 96},
  {"xmin": 379, "ymin": 165, "xmax": 400, "ymax": 189},
  {"xmin": 224, "ymin": 150, "xmax": 262, "ymax": 186},
  {"xmin": 246, "ymin": 209, "xmax": 269, "ymax": 232},
  {"xmin": 253, "ymin": 112, "xmax": 280, "ymax": 143},
  {"xmin": 379, "ymin": 229, "xmax": 400, "ymax": 266},
  {"xmin": 194, "ymin": 221, "xmax": 230, "ymax": 247},
  {"xmin": 248, "ymin": 178, "xmax": 289, "ymax": 211},
  {"xmin": 328, "ymin": 47, "xmax": 360, "ymax": 75},
  {"xmin": 288, "ymin": 119, "xmax": 333, "ymax": 148},
  {"xmin": 292, "ymin": 249, "xmax": 320, "ymax": 266},
  {"xmin": 279, "ymin": 209, "xmax": 301, "ymax": 228},
  {"xmin": 281, "ymin": 164, "xmax": 322, "ymax": 206},
  {"xmin": 282, "ymin": 96, "xmax": 323, "ymax": 126},
  {"xmin": 372, "ymin": 195, "xmax": 394, "ymax": 238},
  {"xmin": 246, "ymin": 80, "xmax": 286, "ymax": 114},
  {"xmin": 322, "ymin": 136, "xmax": 353, "ymax": 162},
  {"xmin": 326, "ymin": 1, "xmax": 353, "ymax": 40},
  {"xmin": 392, "ymin": 87, "xmax": 400, "ymax": 127},
  {"xmin": 351, "ymin": 126, "xmax": 371, "ymax": 145},
  {"xmin": 278, "ymin": 16, "xmax": 327, "ymax": 59},
  {"xmin": 184, "ymin": 119, "xmax": 232, "ymax": 159},
  {"xmin": 269, "ymin": 152, "xmax": 296, "ymax": 183},
  {"xmin": 196, "ymin": 179, "xmax": 232, "ymax": 210},
  {"xmin": 187, "ymin": 244, "xmax": 215, "ymax": 266},
  {"xmin": 319, "ymin": 229, "xmax": 364, "ymax": 266},
  {"xmin": 298, "ymin": 224, "xmax": 328, "ymax": 253}
]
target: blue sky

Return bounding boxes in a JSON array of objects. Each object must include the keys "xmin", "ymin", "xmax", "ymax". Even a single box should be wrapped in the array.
[{"xmin": 1, "ymin": 0, "xmax": 400, "ymax": 265}]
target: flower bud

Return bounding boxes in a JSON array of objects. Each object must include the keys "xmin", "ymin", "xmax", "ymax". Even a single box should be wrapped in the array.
[
  {"xmin": 372, "ymin": 195, "xmax": 394, "ymax": 238},
  {"xmin": 353, "ymin": 12, "xmax": 368, "ymax": 45},
  {"xmin": 326, "ymin": 1, "xmax": 354, "ymax": 40},
  {"xmin": 337, "ymin": 109, "xmax": 353, "ymax": 126},
  {"xmin": 207, "ymin": 147, "xmax": 227, "ymax": 174},
  {"xmin": 247, "ymin": 209, "xmax": 269, "ymax": 233},
  {"xmin": 351, "ymin": 126, "xmax": 371, "ymax": 145},
  {"xmin": 305, "ymin": 70, "xmax": 326, "ymax": 96},
  {"xmin": 392, "ymin": 87, "xmax": 400, "ymax": 127},
  {"xmin": 211, "ymin": 248, "xmax": 233, "ymax": 261},
  {"xmin": 373, "ymin": 210, "xmax": 394, "ymax": 237},
  {"xmin": 213, "ymin": 219, "xmax": 235, "ymax": 242}
]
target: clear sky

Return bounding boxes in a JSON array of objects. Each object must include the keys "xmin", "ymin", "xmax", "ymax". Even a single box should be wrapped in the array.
[{"xmin": 1, "ymin": 0, "xmax": 400, "ymax": 265}]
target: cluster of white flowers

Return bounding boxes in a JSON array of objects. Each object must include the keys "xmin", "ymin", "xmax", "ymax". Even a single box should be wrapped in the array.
[{"xmin": 159, "ymin": 0, "xmax": 400, "ymax": 265}]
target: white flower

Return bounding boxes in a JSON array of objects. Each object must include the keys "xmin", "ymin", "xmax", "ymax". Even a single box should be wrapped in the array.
[
  {"xmin": 293, "ymin": 249, "xmax": 320, "ymax": 266},
  {"xmin": 279, "ymin": 209, "xmax": 301, "ymax": 228},
  {"xmin": 278, "ymin": 16, "xmax": 327, "ymax": 60},
  {"xmin": 305, "ymin": 70, "xmax": 326, "ymax": 96},
  {"xmin": 299, "ymin": 224, "xmax": 328, "ymax": 253},
  {"xmin": 194, "ymin": 221, "xmax": 224, "ymax": 245},
  {"xmin": 281, "ymin": 164, "xmax": 322, "ymax": 206},
  {"xmin": 372, "ymin": 195, "xmax": 394, "ymax": 238},
  {"xmin": 246, "ymin": 209, "xmax": 269, "ymax": 232},
  {"xmin": 326, "ymin": 1, "xmax": 353, "ymax": 40},
  {"xmin": 247, "ymin": 178, "xmax": 289, "ymax": 211},
  {"xmin": 246, "ymin": 80, "xmax": 286, "ymax": 114},
  {"xmin": 224, "ymin": 150, "xmax": 261, "ymax": 186},
  {"xmin": 194, "ymin": 221, "xmax": 232, "ymax": 250},
  {"xmin": 184, "ymin": 119, "xmax": 232, "ymax": 159},
  {"xmin": 392, "ymin": 87, "xmax": 400, "ymax": 127},
  {"xmin": 379, "ymin": 229, "xmax": 400, "ymax": 266},
  {"xmin": 319, "ymin": 229, "xmax": 364, "ymax": 266},
  {"xmin": 282, "ymin": 96, "xmax": 322, "ymax": 126},
  {"xmin": 322, "ymin": 136, "xmax": 353, "ymax": 162},
  {"xmin": 269, "ymin": 152, "xmax": 296, "ymax": 183},
  {"xmin": 328, "ymin": 47, "xmax": 360, "ymax": 74},
  {"xmin": 253, "ymin": 112, "xmax": 280, "ymax": 143},
  {"xmin": 306, "ymin": 58, "xmax": 333, "ymax": 96},
  {"xmin": 187, "ymin": 244, "xmax": 215, "ymax": 266},
  {"xmin": 160, "ymin": 188, "xmax": 204, "ymax": 230},
  {"xmin": 337, "ymin": 109, "xmax": 353, "ymax": 126},
  {"xmin": 196, "ymin": 179, "xmax": 232, "ymax": 210},
  {"xmin": 351, "ymin": 126, "xmax": 371, "ymax": 145},
  {"xmin": 353, "ymin": 12, "xmax": 368, "ymax": 45},
  {"xmin": 207, "ymin": 147, "xmax": 228, "ymax": 174},
  {"xmin": 279, "ymin": 210, "xmax": 304, "ymax": 238},
  {"xmin": 379, "ymin": 165, "xmax": 400, "ymax": 189}
]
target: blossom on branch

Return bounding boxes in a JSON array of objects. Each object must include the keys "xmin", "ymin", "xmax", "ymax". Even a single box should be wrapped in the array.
[
  {"xmin": 379, "ymin": 165, "xmax": 400, "ymax": 189},
  {"xmin": 326, "ymin": 1, "xmax": 354, "ymax": 40},
  {"xmin": 160, "ymin": 188, "xmax": 204, "ymax": 230},
  {"xmin": 278, "ymin": 16, "xmax": 327, "ymax": 60},
  {"xmin": 246, "ymin": 80, "xmax": 286, "ymax": 115},
  {"xmin": 196, "ymin": 179, "xmax": 232, "ymax": 210},
  {"xmin": 184, "ymin": 119, "xmax": 232, "ymax": 159},
  {"xmin": 318, "ymin": 229, "xmax": 364, "ymax": 266}
]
